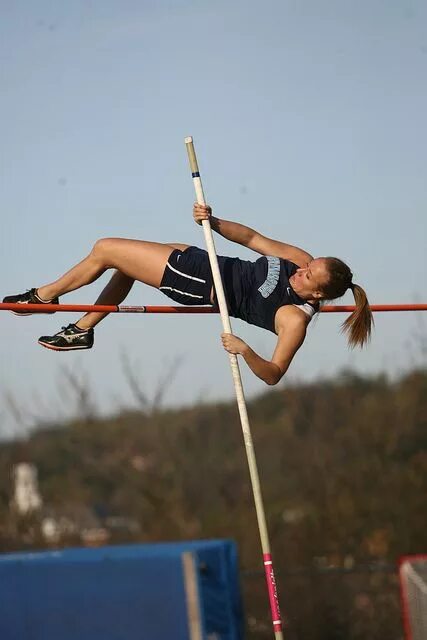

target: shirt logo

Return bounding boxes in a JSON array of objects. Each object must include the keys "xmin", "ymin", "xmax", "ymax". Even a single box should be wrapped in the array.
[{"xmin": 258, "ymin": 256, "xmax": 280, "ymax": 299}]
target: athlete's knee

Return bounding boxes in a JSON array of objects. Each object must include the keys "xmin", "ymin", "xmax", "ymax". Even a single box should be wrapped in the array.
[{"xmin": 91, "ymin": 237, "xmax": 117, "ymax": 261}]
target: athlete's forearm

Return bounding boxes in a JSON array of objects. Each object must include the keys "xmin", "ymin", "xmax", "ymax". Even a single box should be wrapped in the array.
[
  {"xmin": 211, "ymin": 216, "xmax": 256, "ymax": 248},
  {"xmin": 241, "ymin": 345, "xmax": 283, "ymax": 385},
  {"xmin": 221, "ymin": 333, "xmax": 286, "ymax": 384}
]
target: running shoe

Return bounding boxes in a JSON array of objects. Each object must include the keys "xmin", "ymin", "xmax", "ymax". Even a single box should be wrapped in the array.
[
  {"xmin": 2, "ymin": 288, "xmax": 59, "ymax": 315},
  {"xmin": 38, "ymin": 324, "xmax": 94, "ymax": 351}
]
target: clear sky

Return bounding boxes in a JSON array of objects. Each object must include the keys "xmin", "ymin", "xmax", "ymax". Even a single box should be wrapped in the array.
[{"xmin": 1, "ymin": 1, "xmax": 426, "ymax": 437}]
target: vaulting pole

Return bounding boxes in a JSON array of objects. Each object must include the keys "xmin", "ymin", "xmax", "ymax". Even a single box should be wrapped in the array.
[{"xmin": 185, "ymin": 136, "xmax": 284, "ymax": 639}]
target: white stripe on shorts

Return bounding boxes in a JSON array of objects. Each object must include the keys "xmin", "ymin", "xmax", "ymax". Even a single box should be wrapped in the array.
[
  {"xmin": 159, "ymin": 287, "xmax": 204, "ymax": 299},
  {"xmin": 166, "ymin": 261, "xmax": 206, "ymax": 283}
]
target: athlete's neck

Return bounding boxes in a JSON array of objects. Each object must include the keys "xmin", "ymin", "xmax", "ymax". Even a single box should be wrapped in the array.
[{"xmin": 289, "ymin": 274, "xmax": 317, "ymax": 306}]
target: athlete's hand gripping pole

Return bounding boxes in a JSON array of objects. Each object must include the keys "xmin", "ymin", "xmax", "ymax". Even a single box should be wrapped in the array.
[{"xmin": 185, "ymin": 136, "xmax": 284, "ymax": 640}]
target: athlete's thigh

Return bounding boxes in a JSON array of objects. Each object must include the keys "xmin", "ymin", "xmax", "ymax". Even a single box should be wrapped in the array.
[
  {"xmin": 101, "ymin": 239, "xmax": 175, "ymax": 288},
  {"xmin": 166, "ymin": 243, "xmax": 190, "ymax": 251}
]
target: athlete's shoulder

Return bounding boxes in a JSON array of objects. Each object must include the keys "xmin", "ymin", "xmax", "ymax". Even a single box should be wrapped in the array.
[{"xmin": 275, "ymin": 304, "xmax": 310, "ymax": 330}]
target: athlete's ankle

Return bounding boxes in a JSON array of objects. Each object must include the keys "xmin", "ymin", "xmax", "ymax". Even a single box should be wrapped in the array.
[
  {"xmin": 36, "ymin": 287, "xmax": 55, "ymax": 303},
  {"xmin": 75, "ymin": 321, "xmax": 92, "ymax": 332}
]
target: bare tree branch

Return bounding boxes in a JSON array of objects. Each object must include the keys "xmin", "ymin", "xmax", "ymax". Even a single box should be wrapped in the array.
[
  {"xmin": 150, "ymin": 354, "xmax": 185, "ymax": 414},
  {"xmin": 58, "ymin": 365, "xmax": 96, "ymax": 421},
  {"xmin": 120, "ymin": 351, "xmax": 149, "ymax": 411}
]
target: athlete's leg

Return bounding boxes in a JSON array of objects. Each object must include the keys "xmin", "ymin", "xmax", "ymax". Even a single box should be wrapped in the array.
[
  {"xmin": 75, "ymin": 243, "xmax": 192, "ymax": 329},
  {"xmin": 37, "ymin": 268, "xmax": 136, "ymax": 351},
  {"xmin": 37, "ymin": 239, "xmax": 181, "ymax": 301},
  {"xmin": 75, "ymin": 270, "xmax": 135, "ymax": 330},
  {"xmin": 167, "ymin": 243, "xmax": 190, "ymax": 252}
]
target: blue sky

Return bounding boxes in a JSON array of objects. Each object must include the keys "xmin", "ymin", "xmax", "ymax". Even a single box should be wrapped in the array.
[{"xmin": 1, "ymin": 1, "xmax": 426, "ymax": 437}]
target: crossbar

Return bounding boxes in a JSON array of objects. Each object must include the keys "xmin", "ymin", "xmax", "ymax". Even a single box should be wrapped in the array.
[{"xmin": 1, "ymin": 303, "xmax": 426, "ymax": 314}]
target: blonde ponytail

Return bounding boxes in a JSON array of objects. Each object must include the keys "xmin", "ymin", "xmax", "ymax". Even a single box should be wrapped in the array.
[{"xmin": 341, "ymin": 283, "xmax": 374, "ymax": 348}]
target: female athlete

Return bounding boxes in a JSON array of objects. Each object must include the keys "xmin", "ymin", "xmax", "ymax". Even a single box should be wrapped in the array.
[{"xmin": 3, "ymin": 204, "xmax": 373, "ymax": 385}]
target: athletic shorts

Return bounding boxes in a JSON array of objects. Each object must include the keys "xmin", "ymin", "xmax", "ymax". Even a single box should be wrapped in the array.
[{"xmin": 159, "ymin": 246, "xmax": 214, "ymax": 305}]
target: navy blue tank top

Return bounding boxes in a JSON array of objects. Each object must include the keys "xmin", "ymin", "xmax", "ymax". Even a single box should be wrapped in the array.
[{"xmin": 218, "ymin": 255, "xmax": 318, "ymax": 334}]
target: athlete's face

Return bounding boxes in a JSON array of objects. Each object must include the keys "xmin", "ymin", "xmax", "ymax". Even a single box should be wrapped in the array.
[{"xmin": 294, "ymin": 258, "xmax": 330, "ymax": 299}]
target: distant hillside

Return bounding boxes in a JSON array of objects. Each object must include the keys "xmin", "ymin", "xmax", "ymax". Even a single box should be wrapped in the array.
[{"xmin": 0, "ymin": 369, "xmax": 426, "ymax": 568}]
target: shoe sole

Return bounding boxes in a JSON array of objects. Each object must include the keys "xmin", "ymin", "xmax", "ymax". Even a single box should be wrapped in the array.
[
  {"xmin": 10, "ymin": 310, "xmax": 56, "ymax": 316},
  {"xmin": 38, "ymin": 341, "xmax": 92, "ymax": 351}
]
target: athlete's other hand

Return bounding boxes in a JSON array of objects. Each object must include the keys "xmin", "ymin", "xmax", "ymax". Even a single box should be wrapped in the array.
[
  {"xmin": 193, "ymin": 203, "xmax": 212, "ymax": 225},
  {"xmin": 221, "ymin": 333, "xmax": 248, "ymax": 356}
]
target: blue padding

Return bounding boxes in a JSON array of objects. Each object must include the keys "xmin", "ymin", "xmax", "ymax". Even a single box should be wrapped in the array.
[{"xmin": 0, "ymin": 539, "xmax": 244, "ymax": 640}]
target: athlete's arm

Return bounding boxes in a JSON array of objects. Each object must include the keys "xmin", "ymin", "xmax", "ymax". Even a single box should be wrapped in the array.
[
  {"xmin": 221, "ymin": 307, "xmax": 308, "ymax": 385},
  {"xmin": 193, "ymin": 204, "xmax": 313, "ymax": 266},
  {"xmin": 246, "ymin": 231, "xmax": 313, "ymax": 266}
]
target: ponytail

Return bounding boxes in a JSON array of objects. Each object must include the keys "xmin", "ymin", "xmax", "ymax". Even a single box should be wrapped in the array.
[{"xmin": 341, "ymin": 283, "xmax": 374, "ymax": 349}]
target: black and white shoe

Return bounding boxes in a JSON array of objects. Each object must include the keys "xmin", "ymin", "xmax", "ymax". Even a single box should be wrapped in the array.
[
  {"xmin": 2, "ymin": 288, "xmax": 59, "ymax": 315},
  {"xmin": 38, "ymin": 324, "xmax": 94, "ymax": 351}
]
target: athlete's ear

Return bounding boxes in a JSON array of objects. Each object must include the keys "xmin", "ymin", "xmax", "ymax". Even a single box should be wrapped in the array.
[{"xmin": 312, "ymin": 290, "xmax": 324, "ymax": 300}]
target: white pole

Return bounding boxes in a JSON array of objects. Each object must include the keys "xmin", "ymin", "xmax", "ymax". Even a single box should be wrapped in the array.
[{"xmin": 185, "ymin": 137, "xmax": 284, "ymax": 639}]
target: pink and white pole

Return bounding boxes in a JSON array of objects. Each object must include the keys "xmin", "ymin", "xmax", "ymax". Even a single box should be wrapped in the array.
[{"xmin": 185, "ymin": 136, "xmax": 284, "ymax": 639}]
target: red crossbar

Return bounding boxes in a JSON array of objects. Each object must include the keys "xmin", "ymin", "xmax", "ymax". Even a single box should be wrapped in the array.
[{"xmin": 1, "ymin": 303, "xmax": 426, "ymax": 314}]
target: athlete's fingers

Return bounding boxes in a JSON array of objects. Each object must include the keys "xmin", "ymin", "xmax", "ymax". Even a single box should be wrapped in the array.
[
  {"xmin": 193, "ymin": 203, "xmax": 212, "ymax": 225},
  {"xmin": 221, "ymin": 333, "xmax": 233, "ymax": 350},
  {"xmin": 193, "ymin": 203, "xmax": 212, "ymax": 215}
]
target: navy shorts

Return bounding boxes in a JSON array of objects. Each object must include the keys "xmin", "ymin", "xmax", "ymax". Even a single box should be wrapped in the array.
[{"xmin": 159, "ymin": 246, "xmax": 214, "ymax": 305}]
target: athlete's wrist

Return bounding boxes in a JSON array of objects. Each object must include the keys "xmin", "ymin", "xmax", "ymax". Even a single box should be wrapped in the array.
[
  {"xmin": 210, "ymin": 216, "xmax": 220, "ymax": 231},
  {"xmin": 241, "ymin": 342, "xmax": 251, "ymax": 357}
]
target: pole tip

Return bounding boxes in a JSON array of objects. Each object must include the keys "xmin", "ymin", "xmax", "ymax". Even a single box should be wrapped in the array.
[{"xmin": 184, "ymin": 136, "xmax": 193, "ymax": 144}]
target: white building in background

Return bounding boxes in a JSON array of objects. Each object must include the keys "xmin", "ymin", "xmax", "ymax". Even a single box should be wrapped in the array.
[{"xmin": 12, "ymin": 463, "xmax": 43, "ymax": 514}]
